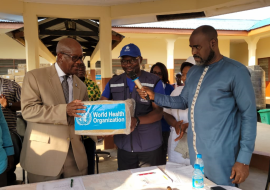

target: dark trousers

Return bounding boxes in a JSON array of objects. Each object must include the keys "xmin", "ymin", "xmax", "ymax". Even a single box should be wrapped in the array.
[
  {"xmin": 83, "ymin": 138, "xmax": 96, "ymax": 175},
  {"xmin": 7, "ymin": 165, "xmax": 16, "ymax": 185},
  {"xmin": 0, "ymin": 171, "xmax": 7, "ymax": 187},
  {"xmin": 161, "ymin": 131, "xmax": 170, "ymax": 165},
  {"xmin": 117, "ymin": 146, "xmax": 163, "ymax": 171}
]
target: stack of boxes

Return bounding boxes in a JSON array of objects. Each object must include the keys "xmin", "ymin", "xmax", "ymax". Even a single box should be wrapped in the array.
[
  {"xmin": 1, "ymin": 64, "xmax": 26, "ymax": 87},
  {"xmin": 1, "ymin": 64, "xmax": 51, "ymax": 88}
]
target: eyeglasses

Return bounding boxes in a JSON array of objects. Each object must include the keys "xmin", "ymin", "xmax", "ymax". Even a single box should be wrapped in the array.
[
  {"xmin": 153, "ymin": 71, "xmax": 162, "ymax": 76},
  {"xmin": 61, "ymin": 52, "xmax": 85, "ymax": 62},
  {"xmin": 120, "ymin": 57, "xmax": 139, "ymax": 65}
]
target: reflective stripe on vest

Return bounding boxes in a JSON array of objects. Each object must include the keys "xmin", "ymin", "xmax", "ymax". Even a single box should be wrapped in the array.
[
  {"xmin": 110, "ymin": 83, "xmax": 124, "ymax": 87},
  {"xmin": 141, "ymin": 83, "xmax": 154, "ymax": 87}
]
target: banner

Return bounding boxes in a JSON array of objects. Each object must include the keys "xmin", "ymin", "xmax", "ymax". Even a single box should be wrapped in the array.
[{"xmin": 75, "ymin": 103, "xmax": 126, "ymax": 130}]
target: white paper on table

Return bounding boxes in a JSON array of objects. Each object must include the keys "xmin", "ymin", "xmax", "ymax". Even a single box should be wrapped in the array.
[
  {"xmin": 131, "ymin": 166, "xmax": 172, "ymax": 188},
  {"xmin": 164, "ymin": 162, "xmax": 186, "ymax": 184},
  {"xmin": 165, "ymin": 163, "xmax": 194, "ymax": 184},
  {"xmin": 36, "ymin": 177, "xmax": 85, "ymax": 190},
  {"xmin": 209, "ymin": 186, "xmax": 242, "ymax": 190}
]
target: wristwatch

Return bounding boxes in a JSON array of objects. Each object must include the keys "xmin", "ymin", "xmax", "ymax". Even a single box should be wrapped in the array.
[
  {"xmin": 135, "ymin": 116, "xmax": 140, "ymax": 127},
  {"xmin": 8, "ymin": 102, "xmax": 12, "ymax": 108}
]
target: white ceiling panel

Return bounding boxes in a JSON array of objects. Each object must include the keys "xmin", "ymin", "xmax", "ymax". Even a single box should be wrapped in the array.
[{"xmin": 20, "ymin": 0, "xmax": 161, "ymax": 6}]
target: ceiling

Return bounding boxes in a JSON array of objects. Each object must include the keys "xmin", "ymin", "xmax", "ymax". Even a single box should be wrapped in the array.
[
  {"xmin": 1, "ymin": 0, "xmax": 269, "ymax": 27},
  {"xmin": 6, "ymin": 18, "xmax": 124, "ymax": 56},
  {"xmin": 19, "ymin": 0, "xmax": 161, "ymax": 6}
]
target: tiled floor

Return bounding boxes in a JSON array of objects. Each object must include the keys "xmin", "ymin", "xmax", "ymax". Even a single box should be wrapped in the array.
[{"xmin": 14, "ymin": 146, "xmax": 268, "ymax": 190}]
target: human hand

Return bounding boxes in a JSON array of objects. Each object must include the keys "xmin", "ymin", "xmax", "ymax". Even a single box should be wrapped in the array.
[
  {"xmin": 230, "ymin": 162, "xmax": 249, "ymax": 184},
  {"xmin": 66, "ymin": 100, "xmax": 86, "ymax": 117},
  {"xmin": 0, "ymin": 94, "xmax": 8, "ymax": 108},
  {"xmin": 6, "ymin": 155, "xmax": 14, "ymax": 172},
  {"xmin": 175, "ymin": 123, "xmax": 189, "ymax": 141},
  {"xmin": 173, "ymin": 120, "xmax": 183, "ymax": 135},
  {"xmin": 130, "ymin": 117, "xmax": 137, "ymax": 133},
  {"xmin": 135, "ymin": 86, "xmax": 155, "ymax": 100}
]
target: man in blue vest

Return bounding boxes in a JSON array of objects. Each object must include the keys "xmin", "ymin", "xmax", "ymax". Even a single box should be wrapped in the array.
[{"xmin": 100, "ymin": 43, "xmax": 165, "ymax": 170}]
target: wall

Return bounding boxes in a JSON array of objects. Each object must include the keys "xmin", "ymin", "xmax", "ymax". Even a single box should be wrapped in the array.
[
  {"xmin": 257, "ymin": 36, "xmax": 270, "ymax": 59},
  {"xmin": 219, "ymin": 39, "xmax": 230, "ymax": 58},
  {"xmin": 112, "ymin": 37, "xmax": 167, "ymax": 65},
  {"xmin": 174, "ymin": 38, "xmax": 191, "ymax": 59},
  {"xmin": 230, "ymin": 42, "xmax": 248, "ymax": 66},
  {"xmin": 112, "ymin": 37, "xmax": 231, "ymax": 65},
  {"xmin": 0, "ymin": 33, "xmax": 51, "ymax": 64},
  {"xmin": 257, "ymin": 36, "xmax": 270, "ymax": 97},
  {"xmin": 0, "ymin": 33, "xmax": 26, "ymax": 59}
]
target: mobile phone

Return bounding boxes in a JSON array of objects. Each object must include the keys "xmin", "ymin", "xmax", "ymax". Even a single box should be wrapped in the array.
[{"xmin": 210, "ymin": 187, "xmax": 226, "ymax": 190}]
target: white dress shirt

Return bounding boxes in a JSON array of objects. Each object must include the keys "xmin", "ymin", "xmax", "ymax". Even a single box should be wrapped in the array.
[{"xmin": 55, "ymin": 63, "xmax": 73, "ymax": 103}]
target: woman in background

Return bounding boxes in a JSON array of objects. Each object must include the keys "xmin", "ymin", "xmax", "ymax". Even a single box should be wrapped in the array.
[
  {"xmin": 150, "ymin": 62, "xmax": 174, "ymax": 164},
  {"xmin": 0, "ymin": 106, "xmax": 14, "ymax": 187},
  {"xmin": 163, "ymin": 56, "xmax": 195, "ymax": 165}
]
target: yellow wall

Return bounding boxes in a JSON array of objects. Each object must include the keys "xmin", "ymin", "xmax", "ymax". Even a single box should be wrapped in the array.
[
  {"xmin": 174, "ymin": 39, "xmax": 230, "ymax": 59},
  {"xmin": 0, "ymin": 33, "xmax": 50, "ymax": 63},
  {"xmin": 257, "ymin": 36, "xmax": 270, "ymax": 59},
  {"xmin": 112, "ymin": 37, "xmax": 167, "ymax": 64},
  {"xmin": 219, "ymin": 39, "xmax": 230, "ymax": 58},
  {"xmin": 0, "ymin": 31, "xmax": 232, "ymax": 68},
  {"xmin": 230, "ymin": 42, "xmax": 248, "ymax": 66},
  {"xmin": 0, "ymin": 31, "xmax": 243, "ymax": 69},
  {"xmin": 0, "ymin": 33, "xmax": 26, "ymax": 59},
  {"xmin": 112, "ymin": 35, "xmax": 231, "ymax": 66},
  {"xmin": 174, "ymin": 39, "xmax": 191, "ymax": 59}
]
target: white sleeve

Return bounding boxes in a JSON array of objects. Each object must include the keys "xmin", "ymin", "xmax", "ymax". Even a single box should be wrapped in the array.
[
  {"xmin": 182, "ymin": 108, "xmax": 189, "ymax": 124},
  {"xmin": 163, "ymin": 108, "xmax": 172, "ymax": 115}
]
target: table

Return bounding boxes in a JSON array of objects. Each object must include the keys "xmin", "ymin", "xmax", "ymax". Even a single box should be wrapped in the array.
[
  {"xmin": 254, "ymin": 122, "xmax": 270, "ymax": 157},
  {"xmin": 1, "ymin": 166, "xmax": 216, "ymax": 190},
  {"xmin": 3, "ymin": 123, "xmax": 267, "ymax": 190},
  {"xmin": 254, "ymin": 122, "xmax": 270, "ymax": 190}
]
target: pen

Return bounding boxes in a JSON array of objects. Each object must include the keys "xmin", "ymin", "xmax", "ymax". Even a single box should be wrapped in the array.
[
  {"xmin": 70, "ymin": 179, "xmax": 73, "ymax": 188},
  {"xmin": 138, "ymin": 172, "xmax": 156, "ymax": 176}
]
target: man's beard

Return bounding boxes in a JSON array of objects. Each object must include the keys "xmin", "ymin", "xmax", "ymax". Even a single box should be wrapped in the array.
[{"xmin": 194, "ymin": 50, "xmax": 215, "ymax": 66}]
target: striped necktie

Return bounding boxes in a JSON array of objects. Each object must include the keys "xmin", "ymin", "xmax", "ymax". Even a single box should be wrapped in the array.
[{"xmin": 62, "ymin": 75, "xmax": 69, "ymax": 103}]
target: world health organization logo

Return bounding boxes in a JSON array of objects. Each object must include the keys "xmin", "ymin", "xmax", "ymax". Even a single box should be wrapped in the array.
[
  {"xmin": 76, "ymin": 107, "xmax": 91, "ymax": 126},
  {"xmin": 125, "ymin": 46, "xmax": 130, "ymax": 51}
]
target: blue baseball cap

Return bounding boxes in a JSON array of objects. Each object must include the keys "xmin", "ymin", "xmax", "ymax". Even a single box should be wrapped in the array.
[{"xmin": 119, "ymin": 43, "xmax": 141, "ymax": 58}]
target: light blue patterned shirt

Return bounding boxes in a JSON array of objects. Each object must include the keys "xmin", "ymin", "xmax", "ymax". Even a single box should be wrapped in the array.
[{"xmin": 154, "ymin": 57, "xmax": 257, "ymax": 186}]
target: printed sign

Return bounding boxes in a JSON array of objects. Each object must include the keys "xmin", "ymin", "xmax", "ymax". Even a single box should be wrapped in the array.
[
  {"xmin": 75, "ymin": 103, "xmax": 126, "ymax": 130},
  {"xmin": 96, "ymin": 74, "xmax": 101, "ymax": 80}
]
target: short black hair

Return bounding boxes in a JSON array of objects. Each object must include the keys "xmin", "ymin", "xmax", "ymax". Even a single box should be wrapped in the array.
[
  {"xmin": 180, "ymin": 62, "xmax": 194, "ymax": 73},
  {"xmin": 150, "ymin": 62, "xmax": 170, "ymax": 84},
  {"xmin": 192, "ymin": 25, "xmax": 218, "ymax": 41}
]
